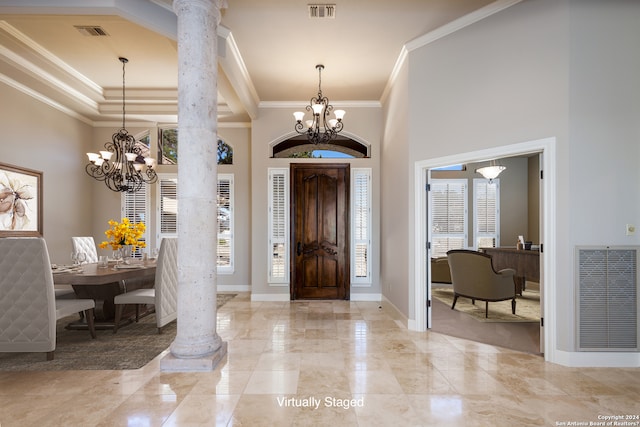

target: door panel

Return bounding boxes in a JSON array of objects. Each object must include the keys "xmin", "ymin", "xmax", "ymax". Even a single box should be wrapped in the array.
[{"xmin": 291, "ymin": 164, "xmax": 349, "ymax": 300}]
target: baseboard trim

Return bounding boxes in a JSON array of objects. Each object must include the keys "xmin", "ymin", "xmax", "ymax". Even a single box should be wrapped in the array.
[
  {"xmin": 553, "ymin": 350, "xmax": 640, "ymax": 368},
  {"xmin": 250, "ymin": 292, "xmax": 382, "ymax": 302},
  {"xmin": 251, "ymin": 293, "xmax": 290, "ymax": 302},
  {"xmin": 350, "ymin": 293, "xmax": 381, "ymax": 301},
  {"xmin": 381, "ymin": 294, "xmax": 410, "ymax": 329},
  {"xmin": 218, "ymin": 285, "xmax": 250, "ymax": 292}
]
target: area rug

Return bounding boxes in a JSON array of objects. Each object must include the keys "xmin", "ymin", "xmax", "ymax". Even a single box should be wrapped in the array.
[
  {"xmin": 0, "ymin": 293, "xmax": 236, "ymax": 371},
  {"xmin": 431, "ymin": 286, "xmax": 540, "ymax": 323}
]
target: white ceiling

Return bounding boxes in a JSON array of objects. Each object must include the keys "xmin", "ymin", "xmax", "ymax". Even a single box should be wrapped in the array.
[{"xmin": 0, "ymin": 0, "xmax": 499, "ymax": 126}]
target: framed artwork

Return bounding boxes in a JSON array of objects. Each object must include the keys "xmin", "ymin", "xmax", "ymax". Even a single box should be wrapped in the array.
[{"xmin": 0, "ymin": 162, "xmax": 43, "ymax": 237}]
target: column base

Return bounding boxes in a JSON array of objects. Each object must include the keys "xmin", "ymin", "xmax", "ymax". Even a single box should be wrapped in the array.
[{"xmin": 160, "ymin": 341, "xmax": 227, "ymax": 372}]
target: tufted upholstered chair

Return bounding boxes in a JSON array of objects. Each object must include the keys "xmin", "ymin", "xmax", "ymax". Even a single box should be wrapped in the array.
[
  {"xmin": 71, "ymin": 236, "xmax": 99, "ymax": 263},
  {"xmin": 446, "ymin": 249, "xmax": 517, "ymax": 318},
  {"xmin": 0, "ymin": 237, "xmax": 96, "ymax": 360},
  {"xmin": 113, "ymin": 237, "xmax": 177, "ymax": 334}
]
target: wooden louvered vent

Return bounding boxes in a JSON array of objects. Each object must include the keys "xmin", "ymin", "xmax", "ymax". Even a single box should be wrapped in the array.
[{"xmin": 577, "ymin": 247, "xmax": 639, "ymax": 351}]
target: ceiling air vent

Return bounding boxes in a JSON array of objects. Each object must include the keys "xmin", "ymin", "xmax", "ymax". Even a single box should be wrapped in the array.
[
  {"xmin": 308, "ymin": 4, "xmax": 336, "ymax": 19},
  {"xmin": 74, "ymin": 25, "xmax": 109, "ymax": 37}
]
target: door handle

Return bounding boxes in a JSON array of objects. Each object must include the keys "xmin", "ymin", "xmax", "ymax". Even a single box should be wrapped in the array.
[{"xmin": 297, "ymin": 242, "xmax": 302, "ymax": 256}]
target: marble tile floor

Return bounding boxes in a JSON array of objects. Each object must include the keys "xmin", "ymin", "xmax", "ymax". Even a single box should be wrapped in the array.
[{"xmin": 0, "ymin": 292, "xmax": 639, "ymax": 426}]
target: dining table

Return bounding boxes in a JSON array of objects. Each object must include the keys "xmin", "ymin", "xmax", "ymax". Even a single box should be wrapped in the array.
[{"xmin": 52, "ymin": 260, "xmax": 156, "ymax": 329}]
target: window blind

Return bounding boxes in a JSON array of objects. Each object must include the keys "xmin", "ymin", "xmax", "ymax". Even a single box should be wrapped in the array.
[
  {"xmin": 268, "ymin": 168, "xmax": 289, "ymax": 284},
  {"xmin": 352, "ymin": 168, "xmax": 371, "ymax": 284},
  {"xmin": 431, "ymin": 180, "xmax": 467, "ymax": 258},
  {"xmin": 474, "ymin": 179, "xmax": 499, "ymax": 249},
  {"xmin": 217, "ymin": 175, "xmax": 233, "ymax": 273},
  {"xmin": 155, "ymin": 173, "xmax": 233, "ymax": 272},
  {"xmin": 122, "ymin": 184, "xmax": 149, "ymax": 257}
]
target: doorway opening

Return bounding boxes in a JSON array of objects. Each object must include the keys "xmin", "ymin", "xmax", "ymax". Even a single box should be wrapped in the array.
[{"xmin": 414, "ymin": 137, "xmax": 557, "ymax": 362}]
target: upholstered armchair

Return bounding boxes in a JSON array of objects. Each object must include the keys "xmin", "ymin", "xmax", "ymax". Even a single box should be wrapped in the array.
[
  {"xmin": 0, "ymin": 237, "xmax": 96, "ymax": 360},
  {"xmin": 431, "ymin": 256, "xmax": 452, "ymax": 283},
  {"xmin": 446, "ymin": 249, "xmax": 517, "ymax": 318}
]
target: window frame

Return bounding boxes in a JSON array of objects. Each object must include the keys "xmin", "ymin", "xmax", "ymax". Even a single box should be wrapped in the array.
[{"xmin": 155, "ymin": 172, "xmax": 234, "ymax": 274}]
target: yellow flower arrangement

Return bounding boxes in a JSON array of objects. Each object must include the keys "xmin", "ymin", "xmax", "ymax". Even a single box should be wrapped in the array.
[{"xmin": 99, "ymin": 218, "xmax": 146, "ymax": 250}]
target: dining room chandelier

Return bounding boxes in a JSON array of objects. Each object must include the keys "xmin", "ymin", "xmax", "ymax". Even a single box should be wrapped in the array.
[
  {"xmin": 85, "ymin": 57, "xmax": 157, "ymax": 193},
  {"xmin": 293, "ymin": 64, "xmax": 345, "ymax": 144}
]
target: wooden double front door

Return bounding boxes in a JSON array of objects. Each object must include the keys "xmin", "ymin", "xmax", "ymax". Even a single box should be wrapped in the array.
[{"xmin": 290, "ymin": 164, "xmax": 350, "ymax": 300}]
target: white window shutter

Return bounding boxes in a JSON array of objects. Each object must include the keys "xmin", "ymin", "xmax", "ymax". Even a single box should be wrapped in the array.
[
  {"xmin": 156, "ymin": 173, "xmax": 234, "ymax": 273},
  {"xmin": 431, "ymin": 180, "xmax": 467, "ymax": 257},
  {"xmin": 122, "ymin": 185, "xmax": 149, "ymax": 257},
  {"xmin": 268, "ymin": 168, "xmax": 289, "ymax": 285},
  {"xmin": 352, "ymin": 168, "xmax": 371, "ymax": 284},
  {"xmin": 474, "ymin": 179, "xmax": 500, "ymax": 249},
  {"xmin": 157, "ymin": 175, "xmax": 178, "ymax": 239},
  {"xmin": 217, "ymin": 175, "xmax": 234, "ymax": 273}
]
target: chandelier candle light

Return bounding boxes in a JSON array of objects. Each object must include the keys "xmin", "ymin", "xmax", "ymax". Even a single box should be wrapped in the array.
[
  {"xmin": 86, "ymin": 57, "xmax": 157, "ymax": 193},
  {"xmin": 294, "ymin": 64, "xmax": 345, "ymax": 144}
]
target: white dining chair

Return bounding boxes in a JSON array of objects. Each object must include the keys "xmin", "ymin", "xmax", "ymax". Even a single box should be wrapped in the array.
[
  {"xmin": 0, "ymin": 237, "xmax": 96, "ymax": 360},
  {"xmin": 113, "ymin": 237, "xmax": 177, "ymax": 334},
  {"xmin": 71, "ymin": 236, "xmax": 99, "ymax": 263}
]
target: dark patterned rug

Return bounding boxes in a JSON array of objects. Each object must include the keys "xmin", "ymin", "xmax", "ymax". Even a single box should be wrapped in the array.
[{"xmin": 0, "ymin": 293, "xmax": 236, "ymax": 371}]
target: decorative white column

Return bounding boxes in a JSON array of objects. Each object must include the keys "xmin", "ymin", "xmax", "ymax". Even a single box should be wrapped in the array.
[{"xmin": 161, "ymin": 0, "xmax": 228, "ymax": 372}]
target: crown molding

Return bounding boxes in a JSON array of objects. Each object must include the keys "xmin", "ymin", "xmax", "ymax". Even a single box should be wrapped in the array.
[{"xmin": 259, "ymin": 100, "xmax": 382, "ymax": 109}]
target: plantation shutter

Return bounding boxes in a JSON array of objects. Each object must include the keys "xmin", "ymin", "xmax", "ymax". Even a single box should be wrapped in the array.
[
  {"xmin": 431, "ymin": 180, "xmax": 467, "ymax": 257},
  {"xmin": 268, "ymin": 168, "xmax": 289, "ymax": 284},
  {"xmin": 352, "ymin": 168, "xmax": 371, "ymax": 284},
  {"xmin": 474, "ymin": 179, "xmax": 500, "ymax": 249},
  {"xmin": 156, "ymin": 173, "xmax": 233, "ymax": 273},
  {"xmin": 217, "ymin": 174, "xmax": 234, "ymax": 273},
  {"xmin": 158, "ymin": 175, "xmax": 178, "ymax": 240},
  {"xmin": 122, "ymin": 185, "xmax": 149, "ymax": 257}
]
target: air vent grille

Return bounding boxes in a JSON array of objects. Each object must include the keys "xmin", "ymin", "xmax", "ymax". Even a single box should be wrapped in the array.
[
  {"xmin": 308, "ymin": 4, "xmax": 336, "ymax": 19},
  {"xmin": 577, "ymin": 247, "xmax": 639, "ymax": 351},
  {"xmin": 74, "ymin": 25, "xmax": 109, "ymax": 37}
]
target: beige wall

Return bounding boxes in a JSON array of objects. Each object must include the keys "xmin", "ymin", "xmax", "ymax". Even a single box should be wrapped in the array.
[
  {"xmin": 380, "ymin": 59, "xmax": 411, "ymax": 314},
  {"xmin": 250, "ymin": 106, "xmax": 382, "ymax": 298},
  {"xmin": 527, "ymin": 155, "xmax": 540, "ymax": 243},
  {"xmin": 408, "ymin": 0, "xmax": 573, "ymax": 347},
  {"xmin": 0, "ymin": 83, "xmax": 94, "ymax": 264},
  {"xmin": 384, "ymin": 0, "xmax": 640, "ymax": 355}
]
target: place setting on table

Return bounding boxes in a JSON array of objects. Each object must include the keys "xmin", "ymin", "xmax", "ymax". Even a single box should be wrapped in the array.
[{"xmin": 53, "ymin": 218, "xmax": 158, "ymax": 326}]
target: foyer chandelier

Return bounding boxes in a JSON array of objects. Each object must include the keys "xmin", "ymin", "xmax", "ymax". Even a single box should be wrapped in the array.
[
  {"xmin": 293, "ymin": 64, "xmax": 345, "ymax": 144},
  {"xmin": 86, "ymin": 57, "xmax": 157, "ymax": 193},
  {"xmin": 475, "ymin": 160, "xmax": 506, "ymax": 183}
]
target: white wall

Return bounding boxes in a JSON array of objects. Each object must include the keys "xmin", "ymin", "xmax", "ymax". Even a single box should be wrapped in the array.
[{"xmin": 0, "ymin": 82, "xmax": 94, "ymax": 264}]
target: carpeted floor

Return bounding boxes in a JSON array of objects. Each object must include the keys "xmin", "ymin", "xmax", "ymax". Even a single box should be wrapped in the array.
[
  {"xmin": 431, "ymin": 286, "xmax": 540, "ymax": 322},
  {"xmin": 0, "ymin": 293, "xmax": 236, "ymax": 371}
]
